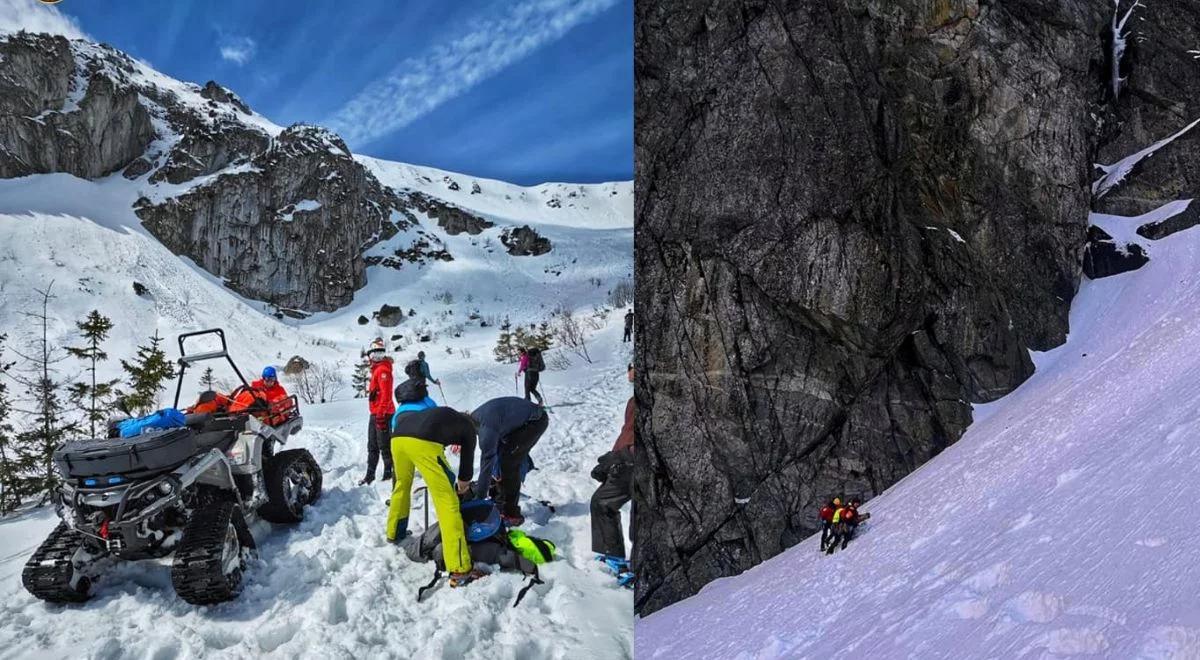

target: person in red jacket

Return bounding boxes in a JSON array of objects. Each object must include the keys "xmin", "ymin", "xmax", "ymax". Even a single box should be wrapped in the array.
[
  {"xmin": 818, "ymin": 498, "xmax": 837, "ymax": 553},
  {"xmin": 228, "ymin": 366, "xmax": 292, "ymax": 423},
  {"xmin": 360, "ymin": 338, "xmax": 395, "ymax": 485}
]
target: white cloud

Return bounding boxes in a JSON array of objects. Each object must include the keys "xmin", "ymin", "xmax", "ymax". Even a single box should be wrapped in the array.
[
  {"xmin": 219, "ymin": 35, "xmax": 256, "ymax": 65},
  {"xmin": 325, "ymin": 0, "xmax": 620, "ymax": 147},
  {"xmin": 0, "ymin": 0, "xmax": 89, "ymax": 40}
]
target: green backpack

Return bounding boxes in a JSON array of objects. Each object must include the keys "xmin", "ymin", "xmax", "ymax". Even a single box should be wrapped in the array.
[{"xmin": 508, "ymin": 529, "xmax": 557, "ymax": 565}]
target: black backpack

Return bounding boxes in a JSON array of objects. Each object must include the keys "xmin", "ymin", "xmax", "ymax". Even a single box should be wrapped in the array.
[
  {"xmin": 404, "ymin": 359, "xmax": 423, "ymax": 379},
  {"xmin": 528, "ymin": 348, "xmax": 545, "ymax": 372}
]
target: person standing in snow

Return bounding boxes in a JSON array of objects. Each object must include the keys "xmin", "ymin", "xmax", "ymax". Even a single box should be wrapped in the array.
[
  {"xmin": 590, "ymin": 363, "xmax": 635, "ymax": 583},
  {"xmin": 516, "ymin": 346, "xmax": 545, "ymax": 405},
  {"xmin": 359, "ymin": 339, "xmax": 395, "ymax": 486},
  {"xmin": 416, "ymin": 350, "xmax": 440, "ymax": 386},
  {"xmin": 623, "ymin": 310, "xmax": 634, "ymax": 343},
  {"xmin": 386, "ymin": 406, "xmax": 486, "ymax": 587},
  {"xmin": 818, "ymin": 498, "xmax": 836, "ymax": 552},
  {"xmin": 469, "ymin": 397, "xmax": 550, "ymax": 526}
]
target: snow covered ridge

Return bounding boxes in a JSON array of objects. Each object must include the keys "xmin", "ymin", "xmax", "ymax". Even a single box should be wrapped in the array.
[
  {"xmin": 0, "ymin": 30, "xmax": 632, "ymax": 317},
  {"xmin": 638, "ymin": 219, "xmax": 1200, "ymax": 659}
]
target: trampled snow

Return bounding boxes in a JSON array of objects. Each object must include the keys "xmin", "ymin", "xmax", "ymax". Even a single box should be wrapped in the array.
[{"xmin": 637, "ymin": 218, "xmax": 1200, "ymax": 658}]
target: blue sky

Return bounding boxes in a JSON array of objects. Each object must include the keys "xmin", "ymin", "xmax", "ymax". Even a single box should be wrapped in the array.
[{"xmin": 8, "ymin": 0, "xmax": 631, "ymax": 185}]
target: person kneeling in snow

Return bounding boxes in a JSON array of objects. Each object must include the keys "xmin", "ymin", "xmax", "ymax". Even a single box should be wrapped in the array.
[
  {"xmin": 590, "ymin": 363, "xmax": 635, "ymax": 586},
  {"xmin": 469, "ymin": 397, "xmax": 549, "ymax": 526},
  {"xmin": 360, "ymin": 339, "xmax": 395, "ymax": 486},
  {"xmin": 386, "ymin": 406, "xmax": 486, "ymax": 587}
]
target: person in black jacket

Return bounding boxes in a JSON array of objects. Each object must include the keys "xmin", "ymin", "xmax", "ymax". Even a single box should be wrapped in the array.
[{"xmin": 470, "ymin": 397, "xmax": 549, "ymax": 525}]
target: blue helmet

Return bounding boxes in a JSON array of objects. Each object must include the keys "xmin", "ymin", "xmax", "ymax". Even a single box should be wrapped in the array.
[{"xmin": 262, "ymin": 366, "xmax": 277, "ymax": 380}]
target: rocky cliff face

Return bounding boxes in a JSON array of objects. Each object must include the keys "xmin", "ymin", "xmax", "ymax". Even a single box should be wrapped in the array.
[
  {"xmin": 631, "ymin": 0, "xmax": 1200, "ymax": 615},
  {"xmin": 0, "ymin": 32, "xmax": 410, "ymax": 312}
]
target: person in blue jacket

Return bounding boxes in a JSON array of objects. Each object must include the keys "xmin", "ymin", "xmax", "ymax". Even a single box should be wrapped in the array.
[{"xmin": 469, "ymin": 397, "xmax": 549, "ymax": 526}]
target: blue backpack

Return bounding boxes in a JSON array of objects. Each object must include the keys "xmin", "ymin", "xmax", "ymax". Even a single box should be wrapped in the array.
[{"xmin": 116, "ymin": 408, "xmax": 186, "ymax": 438}]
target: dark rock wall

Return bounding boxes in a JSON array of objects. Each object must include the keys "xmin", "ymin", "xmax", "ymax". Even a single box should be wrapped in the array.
[{"xmin": 633, "ymin": 0, "xmax": 1111, "ymax": 615}]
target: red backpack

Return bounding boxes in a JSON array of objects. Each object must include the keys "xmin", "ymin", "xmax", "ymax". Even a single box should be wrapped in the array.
[{"xmin": 819, "ymin": 506, "xmax": 834, "ymax": 522}]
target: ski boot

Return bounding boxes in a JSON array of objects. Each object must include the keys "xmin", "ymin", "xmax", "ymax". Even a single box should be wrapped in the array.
[{"xmin": 380, "ymin": 467, "xmax": 394, "ymax": 482}]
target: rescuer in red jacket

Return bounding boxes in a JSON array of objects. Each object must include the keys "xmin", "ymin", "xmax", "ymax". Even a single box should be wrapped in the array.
[
  {"xmin": 819, "ymin": 498, "xmax": 837, "ymax": 553},
  {"xmin": 360, "ymin": 339, "xmax": 395, "ymax": 485}
]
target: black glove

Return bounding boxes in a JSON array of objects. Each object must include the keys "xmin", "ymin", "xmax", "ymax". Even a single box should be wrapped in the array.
[{"xmin": 591, "ymin": 451, "xmax": 614, "ymax": 482}]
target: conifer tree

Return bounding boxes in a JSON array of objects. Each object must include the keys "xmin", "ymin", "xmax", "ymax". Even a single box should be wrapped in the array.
[
  {"xmin": 119, "ymin": 331, "xmax": 177, "ymax": 415},
  {"xmin": 0, "ymin": 333, "xmax": 27, "ymax": 513},
  {"xmin": 66, "ymin": 310, "xmax": 117, "ymax": 438},
  {"xmin": 11, "ymin": 284, "xmax": 77, "ymax": 503}
]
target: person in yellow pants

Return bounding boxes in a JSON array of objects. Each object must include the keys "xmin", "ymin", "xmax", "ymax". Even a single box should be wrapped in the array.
[{"xmin": 386, "ymin": 406, "xmax": 484, "ymax": 586}]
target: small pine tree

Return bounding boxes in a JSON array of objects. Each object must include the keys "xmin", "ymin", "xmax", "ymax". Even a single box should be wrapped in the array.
[
  {"xmin": 492, "ymin": 326, "xmax": 553, "ymax": 363},
  {"xmin": 200, "ymin": 367, "xmax": 215, "ymax": 390},
  {"xmin": 11, "ymin": 284, "xmax": 78, "ymax": 504},
  {"xmin": 66, "ymin": 310, "xmax": 118, "ymax": 439},
  {"xmin": 0, "ymin": 333, "xmax": 28, "ymax": 513},
  {"xmin": 351, "ymin": 354, "xmax": 370, "ymax": 398},
  {"xmin": 119, "ymin": 331, "xmax": 177, "ymax": 416}
]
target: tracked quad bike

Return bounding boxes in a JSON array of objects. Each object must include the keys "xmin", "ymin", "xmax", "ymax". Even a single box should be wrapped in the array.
[{"xmin": 22, "ymin": 329, "xmax": 322, "ymax": 605}]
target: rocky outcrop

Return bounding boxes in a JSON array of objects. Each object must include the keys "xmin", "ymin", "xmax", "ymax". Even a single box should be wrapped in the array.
[
  {"xmin": 1092, "ymin": 0, "xmax": 1200, "ymax": 217},
  {"xmin": 1137, "ymin": 202, "xmax": 1200, "ymax": 240},
  {"xmin": 0, "ymin": 32, "xmax": 413, "ymax": 314},
  {"xmin": 406, "ymin": 192, "xmax": 494, "ymax": 235},
  {"xmin": 0, "ymin": 34, "xmax": 154, "ymax": 178},
  {"xmin": 1083, "ymin": 226, "xmax": 1149, "ymax": 278},
  {"xmin": 500, "ymin": 225, "xmax": 551, "ymax": 256},
  {"xmin": 634, "ymin": 0, "xmax": 1113, "ymax": 615},
  {"xmin": 134, "ymin": 125, "xmax": 404, "ymax": 311},
  {"xmin": 374, "ymin": 304, "xmax": 404, "ymax": 327}
]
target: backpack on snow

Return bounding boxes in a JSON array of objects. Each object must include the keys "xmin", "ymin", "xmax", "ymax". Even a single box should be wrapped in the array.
[
  {"xmin": 400, "ymin": 494, "xmax": 555, "ymax": 606},
  {"xmin": 527, "ymin": 348, "xmax": 545, "ymax": 373}
]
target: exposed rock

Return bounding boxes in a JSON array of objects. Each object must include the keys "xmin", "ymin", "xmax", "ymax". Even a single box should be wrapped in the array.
[
  {"xmin": 500, "ymin": 225, "xmax": 551, "ymax": 256},
  {"xmin": 1092, "ymin": 0, "xmax": 1200, "ymax": 217},
  {"xmin": 1136, "ymin": 201, "xmax": 1200, "ymax": 240},
  {"xmin": 199, "ymin": 80, "xmax": 251, "ymax": 114},
  {"xmin": 357, "ymin": 315, "xmax": 369, "ymax": 326},
  {"xmin": 634, "ymin": 0, "xmax": 1109, "ymax": 615},
  {"xmin": 405, "ymin": 191, "xmax": 494, "ymax": 235},
  {"xmin": 283, "ymin": 355, "xmax": 310, "ymax": 375},
  {"xmin": 1083, "ymin": 226, "xmax": 1149, "ymax": 278},
  {"xmin": 390, "ymin": 334, "xmax": 402, "ymax": 341},
  {"xmin": 375, "ymin": 304, "xmax": 405, "ymax": 327},
  {"xmin": 132, "ymin": 281, "xmax": 148, "ymax": 297},
  {"xmin": 134, "ymin": 124, "xmax": 404, "ymax": 312},
  {"xmin": 0, "ymin": 34, "xmax": 155, "ymax": 179},
  {"xmin": 122, "ymin": 156, "xmax": 154, "ymax": 179},
  {"xmin": 471, "ymin": 181, "xmax": 481, "ymax": 194}
]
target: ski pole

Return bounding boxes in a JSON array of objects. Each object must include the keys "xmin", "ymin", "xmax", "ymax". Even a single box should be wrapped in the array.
[{"xmin": 436, "ymin": 382, "xmax": 448, "ymax": 406}]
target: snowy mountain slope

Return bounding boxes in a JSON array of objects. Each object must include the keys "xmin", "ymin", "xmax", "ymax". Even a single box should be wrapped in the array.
[
  {"xmin": 636, "ymin": 213, "xmax": 1200, "ymax": 659},
  {"xmin": 358, "ymin": 156, "xmax": 632, "ymax": 230},
  {"xmin": 0, "ymin": 326, "xmax": 635, "ymax": 659}
]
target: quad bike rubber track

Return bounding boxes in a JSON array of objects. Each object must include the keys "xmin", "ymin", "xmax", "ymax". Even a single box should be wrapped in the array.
[
  {"xmin": 21, "ymin": 522, "xmax": 93, "ymax": 604},
  {"xmin": 171, "ymin": 501, "xmax": 255, "ymax": 605},
  {"xmin": 258, "ymin": 448, "xmax": 323, "ymax": 523}
]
